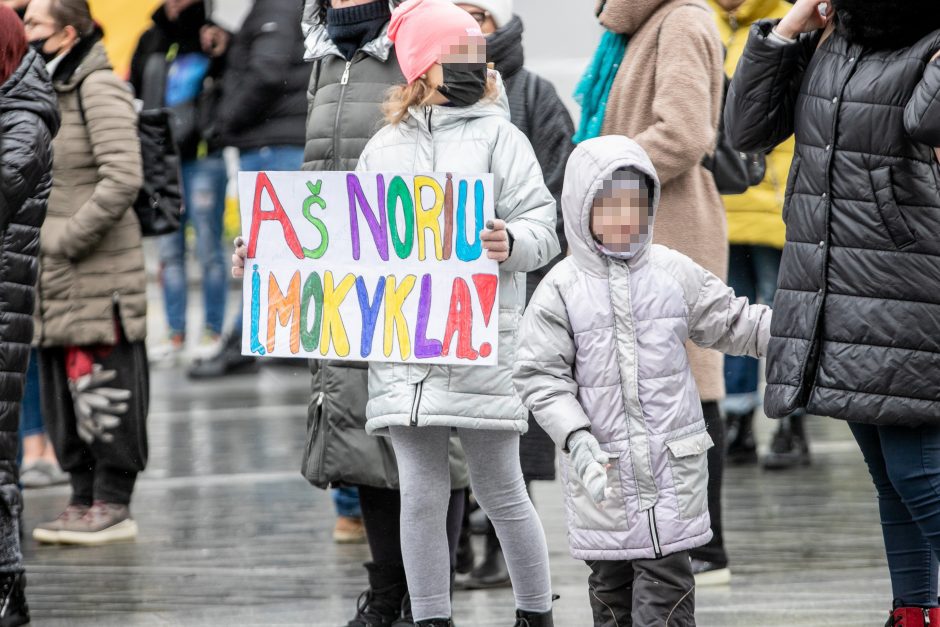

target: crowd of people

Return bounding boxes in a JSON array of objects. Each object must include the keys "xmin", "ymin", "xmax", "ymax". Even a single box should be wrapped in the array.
[{"xmin": 0, "ymin": 0, "xmax": 939, "ymax": 625}]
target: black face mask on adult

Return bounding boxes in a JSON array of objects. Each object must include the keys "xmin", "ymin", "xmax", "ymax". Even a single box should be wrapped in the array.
[
  {"xmin": 437, "ymin": 63, "xmax": 487, "ymax": 108},
  {"xmin": 29, "ymin": 38, "xmax": 59, "ymax": 64}
]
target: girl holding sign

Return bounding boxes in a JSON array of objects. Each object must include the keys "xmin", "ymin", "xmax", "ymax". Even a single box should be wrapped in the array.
[{"xmin": 234, "ymin": 1, "xmax": 560, "ymax": 624}]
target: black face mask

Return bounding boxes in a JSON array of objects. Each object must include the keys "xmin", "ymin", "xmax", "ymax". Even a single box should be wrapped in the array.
[
  {"xmin": 326, "ymin": 1, "xmax": 391, "ymax": 62},
  {"xmin": 437, "ymin": 63, "xmax": 487, "ymax": 108},
  {"xmin": 29, "ymin": 38, "xmax": 59, "ymax": 64}
]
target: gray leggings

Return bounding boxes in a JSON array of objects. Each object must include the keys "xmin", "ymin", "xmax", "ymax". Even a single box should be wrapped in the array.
[{"xmin": 389, "ymin": 426, "xmax": 553, "ymax": 620}]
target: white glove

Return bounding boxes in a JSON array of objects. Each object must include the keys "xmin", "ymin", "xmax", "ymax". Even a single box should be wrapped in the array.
[{"xmin": 567, "ymin": 430, "xmax": 609, "ymax": 504}]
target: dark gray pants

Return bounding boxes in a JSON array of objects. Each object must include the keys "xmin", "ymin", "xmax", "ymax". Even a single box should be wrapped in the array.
[{"xmin": 587, "ymin": 551, "xmax": 695, "ymax": 626}]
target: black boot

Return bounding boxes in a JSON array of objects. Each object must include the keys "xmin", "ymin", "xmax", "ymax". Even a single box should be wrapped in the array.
[
  {"xmin": 391, "ymin": 592, "xmax": 412, "ymax": 627},
  {"xmin": 415, "ymin": 620, "xmax": 454, "ymax": 627},
  {"xmin": 455, "ymin": 528, "xmax": 510, "ymax": 590},
  {"xmin": 725, "ymin": 410, "xmax": 758, "ymax": 465},
  {"xmin": 344, "ymin": 562, "xmax": 408, "ymax": 627},
  {"xmin": 762, "ymin": 414, "xmax": 811, "ymax": 470},
  {"xmin": 187, "ymin": 331, "xmax": 259, "ymax": 379},
  {"xmin": 514, "ymin": 608, "xmax": 554, "ymax": 627},
  {"xmin": 0, "ymin": 572, "xmax": 29, "ymax": 627}
]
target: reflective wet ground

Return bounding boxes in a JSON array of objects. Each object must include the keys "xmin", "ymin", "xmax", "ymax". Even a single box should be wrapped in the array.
[{"xmin": 21, "ymin": 362, "xmax": 890, "ymax": 626}]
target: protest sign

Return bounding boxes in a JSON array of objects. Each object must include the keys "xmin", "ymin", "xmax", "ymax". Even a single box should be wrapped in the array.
[{"xmin": 238, "ymin": 171, "xmax": 499, "ymax": 366}]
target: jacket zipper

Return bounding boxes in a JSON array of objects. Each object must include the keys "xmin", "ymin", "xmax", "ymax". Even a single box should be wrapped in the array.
[
  {"xmin": 331, "ymin": 60, "xmax": 353, "ymax": 170},
  {"xmin": 409, "ymin": 380, "xmax": 424, "ymax": 427},
  {"xmin": 312, "ymin": 391, "xmax": 329, "ymax": 484},
  {"xmin": 647, "ymin": 510, "xmax": 663, "ymax": 558}
]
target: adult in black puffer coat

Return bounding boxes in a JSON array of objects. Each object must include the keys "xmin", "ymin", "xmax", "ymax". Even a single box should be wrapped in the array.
[
  {"xmin": 0, "ymin": 26, "xmax": 60, "ymax": 625},
  {"xmin": 725, "ymin": 0, "xmax": 940, "ymax": 619}
]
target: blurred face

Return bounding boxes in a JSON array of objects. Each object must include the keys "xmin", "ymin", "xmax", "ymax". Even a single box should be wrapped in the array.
[
  {"xmin": 164, "ymin": 0, "xmax": 200, "ymax": 22},
  {"xmin": 456, "ymin": 3, "xmax": 498, "ymax": 35},
  {"xmin": 23, "ymin": 0, "xmax": 77, "ymax": 57},
  {"xmin": 421, "ymin": 35, "xmax": 487, "ymax": 105},
  {"xmin": 591, "ymin": 173, "xmax": 653, "ymax": 255}
]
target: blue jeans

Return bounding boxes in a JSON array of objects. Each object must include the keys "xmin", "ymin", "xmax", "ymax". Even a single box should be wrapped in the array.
[
  {"xmin": 723, "ymin": 245, "xmax": 782, "ymax": 415},
  {"xmin": 159, "ymin": 155, "xmax": 229, "ymax": 337},
  {"xmin": 230, "ymin": 146, "xmax": 305, "ymax": 336},
  {"xmin": 850, "ymin": 422, "xmax": 940, "ymax": 607},
  {"xmin": 333, "ymin": 487, "xmax": 362, "ymax": 519},
  {"xmin": 16, "ymin": 349, "xmax": 43, "ymax": 468}
]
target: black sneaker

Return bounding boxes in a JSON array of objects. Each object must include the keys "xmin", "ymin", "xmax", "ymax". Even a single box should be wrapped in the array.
[
  {"xmin": 0, "ymin": 572, "xmax": 29, "ymax": 627},
  {"xmin": 345, "ymin": 562, "xmax": 408, "ymax": 627},
  {"xmin": 762, "ymin": 416, "xmax": 811, "ymax": 470},
  {"xmin": 725, "ymin": 411, "xmax": 758, "ymax": 465}
]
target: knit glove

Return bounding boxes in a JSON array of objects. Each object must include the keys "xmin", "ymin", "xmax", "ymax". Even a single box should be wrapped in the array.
[{"xmin": 567, "ymin": 429, "xmax": 609, "ymax": 504}]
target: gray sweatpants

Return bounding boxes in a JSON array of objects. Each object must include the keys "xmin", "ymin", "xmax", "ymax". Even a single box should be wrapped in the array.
[{"xmin": 389, "ymin": 426, "xmax": 552, "ymax": 620}]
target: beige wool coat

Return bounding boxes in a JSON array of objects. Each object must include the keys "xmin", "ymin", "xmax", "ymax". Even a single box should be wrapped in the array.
[
  {"xmin": 598, "ymin": 0, "xmax": 727, "ymax": 401},
  {"xmin": 38, "ymin": 41, "xmax": 146, "ymax": 347}
]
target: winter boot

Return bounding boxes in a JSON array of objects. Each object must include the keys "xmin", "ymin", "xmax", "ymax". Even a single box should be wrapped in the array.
[
  {"xmin": 886, "ymin": 606, "xmax": 929, "ymax": 626},
  {"xmin": 725, "ymin": 410, "xmax": 758, "ymax": 465},
  {"xmin": 455, "ymin": 529, "xmax": 510, "ymax": 590},
  {"xmin": 390, "ymin": 592, "xmax": 412, "ymax": 627},
  {"xmin": 345, "ymin": 562, "xmax": 408, "ymax": 627},
  {"xmin": 514, "ymin": 608, "xmax": 554, "ymax": 627},
  {"xmin": 0, "ymin": 572, "xmax": 29, "ymax": 627},
  {"xmin": 762, "ymin": 414, "xmax": 811, "ymax": 470},
  {"xmin": 415, "ymin": 619, "xmax": 454, "ymax": 627}
]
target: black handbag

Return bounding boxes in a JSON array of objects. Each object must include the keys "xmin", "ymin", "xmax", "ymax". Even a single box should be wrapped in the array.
[
  {"xmin": 703, "ymin": 74, "xmax": 766, "ymax": 195},
  {"xmin": 76, "ymin": 55, "xmax": 182, "ymax": 236}
]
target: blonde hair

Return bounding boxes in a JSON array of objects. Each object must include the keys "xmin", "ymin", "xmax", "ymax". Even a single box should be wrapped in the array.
[{"xmin": 382, "ymin": 74, "xmax": 500, "ymax": 125}]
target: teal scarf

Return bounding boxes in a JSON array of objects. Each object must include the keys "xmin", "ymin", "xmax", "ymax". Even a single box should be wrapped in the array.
[{"xmin": 573, "ymin": 31, "xmax": 629, "ymax": 144}]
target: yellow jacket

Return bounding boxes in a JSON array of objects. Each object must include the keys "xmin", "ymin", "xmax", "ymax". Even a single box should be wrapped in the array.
[{"xmin": 710, "ymin": 0, "xmax": 793, "ymax": 249}]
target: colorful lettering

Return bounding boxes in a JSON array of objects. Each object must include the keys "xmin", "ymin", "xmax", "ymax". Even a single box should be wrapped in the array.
[
  {"xmin": 250, "ymin": 265, "xmax": 266, "ymax": 356},
  {"xmin": 267, "ymin": 271, "xmax": 301, "ymax": 354},
  {"xmin": 248, "ymin": 172, "xmax": 305, "ymax": 259},
  {"xmin": 441, "ymin": 277, "xmax": 478, "ymax": 360},
  {"xmin": 300, "ymin": 272, "xmax": 324, "ymax": 352},
  {"xmin": 414, "ymin": 274, "xmax": 443, "ymax": 359},
  {"xmin": 387, "ymin": 176, "xmax": 415, "ymax": 260},
  {"xmin": 356, "ymin": 276, "xmax": 387, "ymax": 358},
  {"xmin": 320, "ymin": 272, "xmax": 357, "ymax": 357},
  {"xmin": 348, "ymin": 174, "xmax": 389, "ymax": 261},
  {"xmin": 302, "ymin": 180, "xmax": 330, "ymax": 259},
  {"xmin": 414, "ymin": 176, "xmax": 444, "ymax": 261},
  {"xmin": 384, "ymin": 275, "xmax": 417, "ymax": 360},
  {"xmin": 442, "ymin": 174, "xmax": 454, "ymax": 260},
  {"xmin": 455, "ymin": 179, "xmax": 484, "ymax": 262}
]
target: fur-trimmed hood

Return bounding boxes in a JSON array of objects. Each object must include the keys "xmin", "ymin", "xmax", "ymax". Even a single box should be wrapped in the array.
[{"xmin": 832, "ymin": 0, "xmax": 940, "ymax": 50}]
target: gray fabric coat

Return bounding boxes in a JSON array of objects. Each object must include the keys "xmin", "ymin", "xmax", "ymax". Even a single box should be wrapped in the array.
[
  {"xmin": 726, "ymin": 21, "xmax": 940, "ymax": 425},
  {"xmin": 514, "ymin": 136, "xmax": 770, "ymax": 560},
  {"xmin": 360, "ymin": 77, "xmax": 560, "ymax": 435}
]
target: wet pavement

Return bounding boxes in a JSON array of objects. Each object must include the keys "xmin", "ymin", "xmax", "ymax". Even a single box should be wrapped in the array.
[{"xmin": 21, "ymin": 361, "xmax": 891, "ymax": 626}]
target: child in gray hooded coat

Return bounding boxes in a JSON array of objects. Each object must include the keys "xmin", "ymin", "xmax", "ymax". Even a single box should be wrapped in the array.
[{"xmin": 513, "ymin": 135, "xmax": 772, "ymax": 625}]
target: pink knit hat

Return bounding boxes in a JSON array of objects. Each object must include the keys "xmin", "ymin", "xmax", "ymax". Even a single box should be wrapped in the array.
[{"xmin": 389, "ymin": 0, "xmax": 485, "ymax": 84}]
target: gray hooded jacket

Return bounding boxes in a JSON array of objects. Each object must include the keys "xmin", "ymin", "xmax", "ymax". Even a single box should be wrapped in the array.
[
  {"xmin": 360, "ymin": 77, "xmax": 560, "ymax": 435},
  {"xmin": 514, "ymin": 136, "xmax": 771, "ymax": 560}
]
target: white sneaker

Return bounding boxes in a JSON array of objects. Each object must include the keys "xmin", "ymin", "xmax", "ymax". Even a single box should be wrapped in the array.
[
  {"xmin": 149, "ymin": 335, "xmax": 186, "ymax": 366},
  {"xmin": 190, "ymin": 331, "xmax": 223, "ymax": 361}
]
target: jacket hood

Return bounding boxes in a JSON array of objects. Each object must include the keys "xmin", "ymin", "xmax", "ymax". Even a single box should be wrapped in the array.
[
  {"xmin": 0, "ymin": 49, "xmax": 60, "ymax": 137},
  {"xmin": 404, "ymin": 70, "xmax": 511, "ymax": 129},
  {"xmin": 832, "ymin": 0, "xmax": 940, "ymax": 50},
  {"xmin": 487, "ymin": 15, "xmax": 524, "ymax": 80},
  {"xmin": 597, "ymin": 0, "xmax": 691, "ymax": 35},
  {"xmin": 709, "ymin": 0, "xmax": 782, "ymax": 27},
  {"xmin": 563, "ymin": 136, "xmax": 661, "ymax": 275},
  {"xmin": 302, "ymin": 0, "xmax": 397, "ymax": 61}
]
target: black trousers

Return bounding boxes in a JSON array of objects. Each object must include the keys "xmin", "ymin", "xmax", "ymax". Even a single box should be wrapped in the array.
[
  {"xmin": 359, "ymin": 485, "xmax": 465, "ymax": 570},
  {"xmin": 587, "ymin": 551, "xmax": 696, "ymax": 626},
  {"xmin": 689, "ymin": 401, "xmax": 726, "ymax": 566},
  {"xmin": 40, "ymin": 337, "xmax": 149, "ymax": 506}
]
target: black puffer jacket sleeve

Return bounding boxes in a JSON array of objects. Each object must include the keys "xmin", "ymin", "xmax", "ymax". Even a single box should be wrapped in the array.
[
  {"xmin": 904, "ymin": 57, "xmax": 940, "ymax": 147},
  {"xmin": 725, "ymin": 20, "xmax": 819, "ymax": 154},
  {"xmin": 524, "ymin": 74, "xmax": 574, "ymax": 304}
]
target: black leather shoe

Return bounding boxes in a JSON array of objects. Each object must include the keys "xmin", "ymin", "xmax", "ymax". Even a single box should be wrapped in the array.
[
  {"xmin": 725, "ymin": 411, "xmax": 758, "ymax": 465},
  {"xmin": 0, "ymin": 572, "xmax": 29, "ymax": 627},
  {"xmin": 514, "ymin": 608, "xmax": 554, "ymax": 627},
  {"xmin": 762, "ymin": 416, "xmax": 811, "ymax": 470}
]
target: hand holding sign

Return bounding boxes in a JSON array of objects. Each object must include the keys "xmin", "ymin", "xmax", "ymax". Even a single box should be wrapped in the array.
[
  {"xmin": 232, "ymin": 237, "xmax": 247, "ymax": 279},
  {"xmin": 481, "ymin": 219, "xmax": 510, "ymax": 262}
]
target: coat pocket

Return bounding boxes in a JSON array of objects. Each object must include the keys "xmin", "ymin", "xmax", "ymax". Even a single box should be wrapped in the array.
[
  {"xmin": 666, "ymin": 430, "xmax": 714, "ymax": 520},
  {"xmin": 870, "ymin": 167, "xmax": 917, "ymax": 249},
  {"xmin": 782, "ymin": 155, "xmax": 801, "ymax": 223},
  {"xmin": 567, "ymin": 454, "xmax": 628, "ymax": 532}
]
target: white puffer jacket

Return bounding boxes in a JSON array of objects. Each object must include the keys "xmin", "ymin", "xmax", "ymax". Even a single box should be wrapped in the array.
[
  {"xmin": 361, "ymin": 76, "xmax": 560, "ymax": 435},
  {"xmin": 514, "ymin": 136, "xmax": 771, "ymax": 561}
]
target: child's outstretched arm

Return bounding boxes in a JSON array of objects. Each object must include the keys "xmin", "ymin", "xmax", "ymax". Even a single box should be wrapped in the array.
[
  {"xmin": 513, "ymin": 280, "xmax": 592, "ymax": 450},
  {"xmin": 688, "ymin": 264, "xmax": 772, "ymax": 359}
]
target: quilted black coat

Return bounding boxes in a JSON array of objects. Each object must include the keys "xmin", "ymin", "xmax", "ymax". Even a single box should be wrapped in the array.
[
  {"xmin": 0, "ymin": 49, "xmax": 60, "ymax": 480},
  {"xmin": 726, "ymin": 20, "xmax": 940, "ymax": 426}
]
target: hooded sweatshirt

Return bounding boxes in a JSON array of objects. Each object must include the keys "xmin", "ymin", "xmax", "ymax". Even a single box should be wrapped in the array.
[{"xmin": 514, "ymin": 135, "xmax": 770, "ymax": 560}]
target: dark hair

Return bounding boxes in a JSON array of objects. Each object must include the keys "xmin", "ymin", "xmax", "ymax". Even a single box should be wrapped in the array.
[
  {"xmin": 49, "ymin": 0, "xmax": 95, "ymax": 37},
  {"xmin": 832, "ymin": 0, "xmax": 940, "ymax": 50},
  {"xmin": 0, "ymin": 5, "xmax": 27, "ymax": 85}
]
